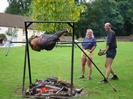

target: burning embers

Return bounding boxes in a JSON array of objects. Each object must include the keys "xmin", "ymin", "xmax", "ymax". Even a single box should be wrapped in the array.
[{"xmin": 25, "ymin": 77, "xmax": 83, "ymax": 98}]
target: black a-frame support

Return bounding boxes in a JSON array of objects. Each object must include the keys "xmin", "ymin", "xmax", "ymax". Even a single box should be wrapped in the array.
[{"xmin": 22, "ymin": 21, "xmax": 75, "ymax": 95}]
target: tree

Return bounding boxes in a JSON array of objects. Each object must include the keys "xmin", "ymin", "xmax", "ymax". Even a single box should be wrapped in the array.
[
  {"xmin": 76, "ymin": 0, "xmax": 126, "ymax": 37},
  {"xmin": 117, "ymin": 0, "xmax": 133, "ymax": 35},
  {"xmin": 5, "ymin": 0, "xmax": 32, "ymax": 15},
  {"xmin": 76, "ymin": 0, "xmax": 107, "ymax": 37},
  {"xmin": 101, "ymin": 0, "xmax": 124, "ymax": 36},
  {"xmin": 31, "ymin": 0, "xmax": 84, "ymax": 32}
]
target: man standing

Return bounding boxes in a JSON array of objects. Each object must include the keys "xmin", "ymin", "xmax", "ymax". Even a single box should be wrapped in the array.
[{"xmin": 101, "ymin": 22, "xmax": 118, "ymax": 83}]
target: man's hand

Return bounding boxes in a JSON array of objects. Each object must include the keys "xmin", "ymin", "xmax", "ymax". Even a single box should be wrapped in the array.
[{"xmin": 98, "ymin": 49, "xmax": 106, "ymax": 56}]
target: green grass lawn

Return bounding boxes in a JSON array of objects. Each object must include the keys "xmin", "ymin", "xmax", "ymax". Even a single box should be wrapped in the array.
[{"xmin": 0, "ymin": 42, "xmax": 133, "ymax": 99}]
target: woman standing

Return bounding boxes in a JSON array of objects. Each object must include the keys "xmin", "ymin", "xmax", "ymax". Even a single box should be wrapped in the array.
[{"xmin": 80, "ymin": 29, "xmax": 96, "ymax": 80}]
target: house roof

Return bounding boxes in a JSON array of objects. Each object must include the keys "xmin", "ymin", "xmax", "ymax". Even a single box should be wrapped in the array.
[{"xmin": 0, "ymin": 13, "xmax": 31, "ymax": 28}]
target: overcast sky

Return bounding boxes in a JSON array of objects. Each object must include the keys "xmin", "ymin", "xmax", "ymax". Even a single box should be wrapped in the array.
[{"xmin": 0, "ymin": 0, "xmax": 9, "ymax": 13}]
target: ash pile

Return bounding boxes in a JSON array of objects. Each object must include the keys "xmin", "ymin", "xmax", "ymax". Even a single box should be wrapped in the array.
[{"xmin": 25, "ymin": 77, "xmax": 83, "ymax": 99}]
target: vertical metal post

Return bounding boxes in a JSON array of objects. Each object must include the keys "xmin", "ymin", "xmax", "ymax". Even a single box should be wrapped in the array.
[
  {"xmin": 22, "ymin": 46, "xmax": 27, "ymax": 95},
  {"xmin": 71, "ymin": 23, "xmax": 75, "ymax": 94},
  {"xmin": 22, "ymin": 21, "xmax": 75, "ymax": 96},
  {"xmin": 25, "ymin": 22, "xmax": 32, "ymax": 85}
]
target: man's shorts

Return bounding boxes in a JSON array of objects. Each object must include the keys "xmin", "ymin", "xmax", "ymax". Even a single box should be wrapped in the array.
[{"xmin": 106, "ymin": 49, "xmax": 117, "ymax": 59}]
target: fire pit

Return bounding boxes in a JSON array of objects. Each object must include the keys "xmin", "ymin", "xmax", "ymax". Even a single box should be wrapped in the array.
[{"xmin": 25, "ymin": 77, "xmax": 83, "ymax": 99}]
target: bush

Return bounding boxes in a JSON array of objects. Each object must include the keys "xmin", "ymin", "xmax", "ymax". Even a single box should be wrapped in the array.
[{"xmin": 0, "ymin": 34, "xmax": 7, "ymax": 44}]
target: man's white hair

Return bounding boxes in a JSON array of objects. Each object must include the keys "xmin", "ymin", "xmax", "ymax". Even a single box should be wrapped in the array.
[{"xmin": 105, "ymin": 22, "xmax": 112, "ymax": 28}]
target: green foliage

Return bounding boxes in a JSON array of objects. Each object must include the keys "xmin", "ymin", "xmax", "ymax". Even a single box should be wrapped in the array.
[
  {"xmin": 31, "ymin": 0, "xmax": 85, "ymax": 32},
  {"xmin": 5, "ymin": 0, "xmax": 32, "ymax": 15},
  {"xmin": 103, "ymin": 0, "xmax": 124, "ymax": 35},
  {"xmin": 0, "ymin": 34, "xmax": 7, "ymax": 44},
  {"xmin": 76, "ymin": 0, "xmax": 106, "ymax": 37},
  {"xmin": 117, "ymin": 0, "xmax": 133, "ymax": 35},
  {"xmin": 5, "ymin": 0, "xmax": 133, "ymax": 36},
  {"xmin": 76, "ymin": 0, "xmax": 133, "ymax": 37},
  {"xmin": 0, "ymin": 34, "xmax": 6, "ymax": 38}
]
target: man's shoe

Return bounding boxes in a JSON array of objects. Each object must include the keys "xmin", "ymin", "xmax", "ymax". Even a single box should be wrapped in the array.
[
  {"xmin": 75, "ymin": 88, "xmax": 83, "ymax": 94},
  {"xmin": 99, "ymin": 79, "xmax": 108, "ymax": 84},
  {"xmin": 79, "ymin": 75, "xmax": 85, "ymax": 79},
  {"xmin": 111, "ymin": 75, "xmax": 119, "ymax": 80}
]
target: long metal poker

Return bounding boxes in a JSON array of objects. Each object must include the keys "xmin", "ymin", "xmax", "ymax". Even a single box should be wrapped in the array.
[{"xmin": 74, "ymin": 41, "xmax": 117, "ymax": 92}]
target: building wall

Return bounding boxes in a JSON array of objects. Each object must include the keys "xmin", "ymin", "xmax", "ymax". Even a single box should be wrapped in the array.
[
  {"xmin": 0, "ymin": 27, "xmax": 8, "ymax": 34},
  {"xmin": 0, "ymin": 26, "xmax": 39, "ymax": 47}
]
